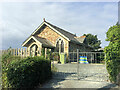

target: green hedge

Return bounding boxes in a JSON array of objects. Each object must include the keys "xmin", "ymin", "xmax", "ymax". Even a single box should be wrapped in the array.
[
  {"xmin": 105, "ymin": 42, "xmax": 120, "ymax": 82},
  {"xmin": 105, "ymin": 24, "xmax": 120, "ymax": 83},
  {"xmin": 2, "ymin": 55, "xmax": 52, "ymax": 89}
]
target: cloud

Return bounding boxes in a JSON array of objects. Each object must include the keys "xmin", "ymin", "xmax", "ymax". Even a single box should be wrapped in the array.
[
  {"xmin": 0, "ymin": 0, "xmax": 119, "ymax": 2},
  {"xmin": 1, "ymin": 2, "xmax": 118, "ymax": 49}
]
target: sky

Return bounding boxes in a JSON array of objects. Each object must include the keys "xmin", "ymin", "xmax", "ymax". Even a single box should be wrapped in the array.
[{"xmin": 0, "ymin": 1, "xmax": 118, "ymax": 50}]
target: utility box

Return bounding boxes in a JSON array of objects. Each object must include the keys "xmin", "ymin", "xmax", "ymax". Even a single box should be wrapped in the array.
[{"xmin": 60, "ymin": 53, "xmax": 65, "ymax": 64}]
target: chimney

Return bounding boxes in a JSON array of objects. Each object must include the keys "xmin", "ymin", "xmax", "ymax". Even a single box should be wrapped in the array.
[{"xmin": 43, "ymin": 18, "xmax": 45, "ymax": 22}]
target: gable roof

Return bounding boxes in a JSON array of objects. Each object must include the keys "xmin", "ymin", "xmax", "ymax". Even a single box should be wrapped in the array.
[
  {"xmin": 75, "ymin": 36, "xmax": 86, "ymax": 43},
  {"xmin": 32, "ymin": 21, "xmax": 83, "ymax": 44},
  {"xmin": 22, "ymin": 35, "xmax": 54, "ymax": 48},
  {"xmin": 44, "ymin": 21, "xmax": 87, "ymax": 44},
  {"xmin": 45, "ymin": 21, "xmax": 78, "ymax": 42},
  {"xmin": 22, "ymin": 20, "xmax": 86, "ymax": 47},
  {"xmin": 32, "ymin": 21, "xmax": 70, "ymax": 41},
  {"xmin": 34, "ymin": 36, "xmax": 54, "ymax": 48}
]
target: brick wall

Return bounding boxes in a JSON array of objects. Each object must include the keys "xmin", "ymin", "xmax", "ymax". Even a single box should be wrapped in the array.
[{"xmin": 37, "ymin": 26, "xmax": 69, "ymax": 53}]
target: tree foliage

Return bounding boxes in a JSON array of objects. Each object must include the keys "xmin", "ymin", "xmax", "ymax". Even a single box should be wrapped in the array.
[
  {"xmin": 83, "ymin": 33, "xmax": 101, "ymax": 49},
  {"xmin": 104, "ymin": 24, "xmax": 120, "ymax": 83},
  {"xmin": 106, "ymin": 25, "xmax": 120, "ymax": 42}
]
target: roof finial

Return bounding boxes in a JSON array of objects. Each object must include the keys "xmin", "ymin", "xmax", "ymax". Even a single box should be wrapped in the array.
[{"xmin": 43, "ymin": 18, "xmax": 45, "ymax": 22}]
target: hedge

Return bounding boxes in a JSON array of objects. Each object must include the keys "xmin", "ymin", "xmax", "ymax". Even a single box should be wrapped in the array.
[
  {"xmin": 105, "ymin": 24, "xmax": 120, "ymax": 84},
  {"xmin": 2, "ymin": 55, "xmax": 52, "ymax": 89},
  {"xmin": 104, "ymin": 42, "xmax": 120, "ymax": 82}
]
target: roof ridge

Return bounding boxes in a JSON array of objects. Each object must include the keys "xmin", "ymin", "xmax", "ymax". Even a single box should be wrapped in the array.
[{"xmin": 45, "ymin": 21, "xmax": 76, "ymax": 36}]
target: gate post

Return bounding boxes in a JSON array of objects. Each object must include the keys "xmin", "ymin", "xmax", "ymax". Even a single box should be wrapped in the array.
[
  {"xmin": 77, "ymin": 49, "xmax": 79, "ymax": 63},
  {"xmin": 77, "ymin": 49, "xmax": 80, "ymax": 80}
]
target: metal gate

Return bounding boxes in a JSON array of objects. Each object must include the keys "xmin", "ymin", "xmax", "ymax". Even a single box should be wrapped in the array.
[
  {"xmin": 68, "ymin": 50, "xmax": 105, "ymax": 64},
  {"xmin": 51, "ymin": 50, "xmax": 106, "ymax": 80}
]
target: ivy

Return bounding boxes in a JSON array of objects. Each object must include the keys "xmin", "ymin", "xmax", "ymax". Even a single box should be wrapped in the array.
[{"xmin": 104, "ymin": 24, "xmax": 120, "ymax": 83}]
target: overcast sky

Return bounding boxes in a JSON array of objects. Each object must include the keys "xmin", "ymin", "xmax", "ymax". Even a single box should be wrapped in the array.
[{"xmin": 0, "ymin": 2, "xmax": 118, "ymax": 50}]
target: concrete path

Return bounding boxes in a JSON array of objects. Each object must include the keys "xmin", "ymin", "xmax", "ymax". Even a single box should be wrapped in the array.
[{"xmin": 38, "ymin": 64, "xmax": 119, "ymax": 89}]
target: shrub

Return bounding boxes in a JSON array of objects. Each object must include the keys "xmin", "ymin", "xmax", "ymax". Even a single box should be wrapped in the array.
[
  {"xmin": 105, "ymin": 24, "xmax": 120, "ymax": 83},
  {"xmin": 2, "ymin": 51, "xmax": 21, "ymax": 88},
  {"xmin": 41, "ymin": 48, "xmax": 52, "ymax": 60},
  {"xmin": 46, "ymin": 49, "xmax": 52, "ymax": 60},
  {"xmin": 41, "ymin": 48, "xmax": 45, "ymax": 57},
  {"xmin": 51, "ymin": 53, "xmax": 60, "ymax": 62},
  {"xmin": 2, "ymin": 55, "xmax": 52, "ymax": 89},
  {"xmin": 105, "ymin": 42, "xmax": 120, "ymax": 82}
]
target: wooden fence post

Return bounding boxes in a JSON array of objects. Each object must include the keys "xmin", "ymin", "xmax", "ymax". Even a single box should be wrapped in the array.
[
  {"xmin": 10, "ymin": 48, "xmax": 12, "ymax": 55},
  {"xmin": 28, "ymin": 48, "xmax": 30, "ymax": 57},
  {"xmin": 45, "ymin": 48, "xmax": 47, "ymax": 59},
  {"xmin": 21, "ymin": 48, "xmax": 23, "ymax": 58},
  {"xmin": 18, "ymin": 48, "xmax": 20, "ymax": 56},
  {"xmin": 25, "ymin": 48, "xmax": 28, "ymax": 57},
  {"xmin": 13, "ymin": 49, "xmax": 15, "ymax": 56},
  {"xmin": 26, "ymin": 48, "xmax": 28, "ymax": 57},
  {"xmin": 15, "ymin": 48, "xmax": 17, "ymax": 56},
  {"xmin": 23, "ymin": 48, "xmax": 25, "ymax": 58}
]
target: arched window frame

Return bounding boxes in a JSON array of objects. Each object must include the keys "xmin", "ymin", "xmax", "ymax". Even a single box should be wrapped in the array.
[
  {"xmin": 56, "ymin": 41, "xmax": 59, "ymax": 52},
  {"xmin": 55, "ymin": 37, "xmax": 65, "ymax": 53},
  {"xmin": 30, "ymin": 44, "xmax": 38, "ymax": 56},
  {"xmin": 61, "ymin": 40, "xmax": 64, "ymax": 53}
]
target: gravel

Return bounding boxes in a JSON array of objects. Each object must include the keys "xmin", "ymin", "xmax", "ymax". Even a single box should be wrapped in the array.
[{"xmin": 37, "ymin": 63, "xmax": 119, "ymax": 89}]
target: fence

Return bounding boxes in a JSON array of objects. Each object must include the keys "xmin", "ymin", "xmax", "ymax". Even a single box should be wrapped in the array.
[
  {"xmin": 1, "ymin": 48, "xmax": 53, "ymax": 59},
  {"xmin": 68, "ymin": 51, "xmax": 105, "ymax": 64},
  {"xmin": 1, "ymin": 48, "xmax": 29, "ymax": 58},
  {"xmin": 1, "ymin": 48, "xmax": 105, "ymax": 64}
]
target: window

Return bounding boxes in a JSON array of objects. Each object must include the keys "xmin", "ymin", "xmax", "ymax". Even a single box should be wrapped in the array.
[
  {"xmin": 55, "ymin": 39, "xmax": 64, "ymax": 53},
  {"xmin": 56, "ymin": 41, "xmax": 59, "ymax": 52},
  {"xmin": 61, "ymin": 40, "xmax": 64, "ymax": 52},
  {"xmin": 30, "ymin": 44, "xmax": 38, "ymax": 56}
]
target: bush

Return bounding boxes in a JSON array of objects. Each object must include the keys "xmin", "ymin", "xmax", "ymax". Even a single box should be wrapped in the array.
[
  {"xmin": 2, "ymin": 51, "xmax": 21, "ymax": 88},
  {"xmin": 105, "ymin": 24, "xmax": 120, "ymax": 84},
  {"xmin": 2, "ymin": 55, "xmax": 52, "ymax": 89},
  {"xmin": 41, "ymin": 48, "xmax": 52, "ymax": 60},
  {"xmin": 105, "ymin": 42, "xmax": 120, "ymax": 82},
  {"xmin": 51, "ymin": 53, "xmax": 60, "ymax": 62},
  {"xmin": 46, "ymin": 49, "xmax": 52, "ymax": 60}
]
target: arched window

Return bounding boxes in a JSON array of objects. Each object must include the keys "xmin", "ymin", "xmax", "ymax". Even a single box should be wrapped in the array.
[
  {"xmin": 56, "ymin": 41, "xmax": 59, "ymax": 52},
  {"xmin": 30, "ymin": 44, "xmax": 38, "ymax": 56},
  {"xmin": 61, "ymin": 40, "xmax": 64, "ymax": 53},
  {"xmin": 55, "ymin": 38, "xmax": 64, "ymax": 53}
]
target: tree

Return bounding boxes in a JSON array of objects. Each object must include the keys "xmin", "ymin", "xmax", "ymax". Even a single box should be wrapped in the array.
[
  {"xmin": 106, "ymin": 24, "xmax": 120, "ymax": 42},
  {"xmin": 104, "ymin": 24, "xmax": 120, "ymax": 83},
  {"xmin": 116, "ymin": 21, "xmax": 119, "ymax": 26},
  {"xmin": 83, "ymin": 34, "xmax": 101, "ymax": 49}
]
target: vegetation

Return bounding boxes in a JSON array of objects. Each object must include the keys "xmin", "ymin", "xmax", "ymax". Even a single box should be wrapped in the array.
[
  {"xmin": 83, "ymin": 34, "xmax": 101, "ymax": 49},
  {"xmin": 41, "ymin": 48, "xmax": 45, "ymax": 57},
  {"xmin": 46, "ymin": 49, "xmax": 52, "ymax": 60},
  {"xmin": 2, "ymin": 50, "xmax": 52, "ymax": 89},
  {"xmin": 51, "ymin": 52, "xmax": 60, "ymax": 62},
  {"xmin": 104, "ymin": 24, "xmax": 120, "ymax": 84}
]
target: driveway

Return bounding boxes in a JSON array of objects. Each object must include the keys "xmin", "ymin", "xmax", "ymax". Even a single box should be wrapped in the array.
[{"xmin": 37, "ymin": 64, "xmax": 118, "ymax": 88}]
